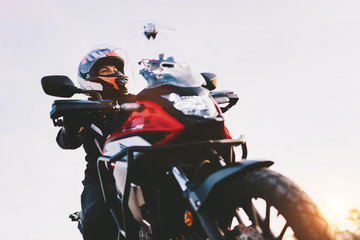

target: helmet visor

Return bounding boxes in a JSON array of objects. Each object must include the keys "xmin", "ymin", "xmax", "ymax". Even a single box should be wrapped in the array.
[{"xmin": 78, "ymin": 44, "xmax": 125, "ymax": 79}]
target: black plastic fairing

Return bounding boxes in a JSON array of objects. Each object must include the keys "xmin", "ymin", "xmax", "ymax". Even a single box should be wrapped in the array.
[
  {"xmin": 188, "ymin": 160, "xmax": 274, "ymax": 212},
  {"xmin": 50, "ymin": 99, "xmax": 113, "ymax": 119}
]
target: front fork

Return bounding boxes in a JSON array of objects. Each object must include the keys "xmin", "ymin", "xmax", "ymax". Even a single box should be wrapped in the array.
[
  {"xmin": 171, "ymin": 165, "xmax": 226, "ymax": 239},
  {"xmin": 171, "ymin": 158, "xmax": 273, "ymax": 240}
]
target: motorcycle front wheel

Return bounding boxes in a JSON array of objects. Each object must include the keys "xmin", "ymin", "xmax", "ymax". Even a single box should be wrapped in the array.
[{"xmin": 212, "ymin": 168, "xmax": 335, "ymax": 240}]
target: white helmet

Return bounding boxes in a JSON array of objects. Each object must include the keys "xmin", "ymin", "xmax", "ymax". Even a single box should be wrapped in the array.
[{"xmin": 77, "ymin": 44, "xmax": 128, "ymax": 94}]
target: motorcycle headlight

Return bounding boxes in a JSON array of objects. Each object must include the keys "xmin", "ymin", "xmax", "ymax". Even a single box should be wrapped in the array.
[{"xmin": 162, "ymin": 93, "xmax": 218, "ymax": 118}]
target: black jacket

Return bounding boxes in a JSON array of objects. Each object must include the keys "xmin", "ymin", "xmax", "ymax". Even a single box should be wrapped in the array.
[{"xmin": 56, "ymin": 94, "xmax": 136, "ymax": 179}]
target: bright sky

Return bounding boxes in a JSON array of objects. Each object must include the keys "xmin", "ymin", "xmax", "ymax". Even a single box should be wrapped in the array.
[{"xmin": 1, "ymin": 0, "xmax": 360, "ymax": 239}]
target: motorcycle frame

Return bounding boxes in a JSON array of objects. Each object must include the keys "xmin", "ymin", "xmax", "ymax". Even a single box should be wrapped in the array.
[{"xmin": 97, "ymin": 137, "xmax": 273, "ymax": 239}]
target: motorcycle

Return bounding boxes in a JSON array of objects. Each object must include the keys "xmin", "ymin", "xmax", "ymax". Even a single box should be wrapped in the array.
[{"xmin": 41, "ymin": 23, "xmax": 335, "ymax": 240}]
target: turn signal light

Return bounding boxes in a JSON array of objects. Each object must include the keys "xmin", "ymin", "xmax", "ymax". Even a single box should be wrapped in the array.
[{"xmin": 184, "ymin": 211, "xmax": 193, "ymax": 227}]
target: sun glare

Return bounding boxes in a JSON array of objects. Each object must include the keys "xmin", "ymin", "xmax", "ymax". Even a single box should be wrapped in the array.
[{"xmin": 320, "ymin": 196, "xmax": 353, "ymax": 231}]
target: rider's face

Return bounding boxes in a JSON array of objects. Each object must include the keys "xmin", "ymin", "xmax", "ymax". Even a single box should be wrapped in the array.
[{"xmin": 98, "ymin": 65, "xmax": 118, "ymax": 75}]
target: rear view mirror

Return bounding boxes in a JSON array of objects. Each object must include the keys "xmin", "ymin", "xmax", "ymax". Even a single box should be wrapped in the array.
[
  {"xmin": 210, "ymin": 90, "xmax": 239, "ymax": 113},
  {"xmin": 41, "ymin": 75, "xmax": 82, "ymax": 97},
  {"xmin": 201, "ymin": 72, "xmax": 217, "ymax": 91}
]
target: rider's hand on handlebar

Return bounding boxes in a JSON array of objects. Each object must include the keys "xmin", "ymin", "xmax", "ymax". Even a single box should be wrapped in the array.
[{"xmin": 63, "ymin": 114, "xmax": 86, "ymax": 136}]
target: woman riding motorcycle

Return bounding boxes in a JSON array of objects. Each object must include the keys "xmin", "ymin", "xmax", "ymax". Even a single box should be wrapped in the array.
[{"xmin": 56, "ymin": 44, "xmax": 135, "ymax": 240}]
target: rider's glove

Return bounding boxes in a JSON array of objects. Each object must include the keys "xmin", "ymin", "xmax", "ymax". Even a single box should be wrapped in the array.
[{"xmin": 62, "ymin": 114, "xmax": 85, "ymax": 136}]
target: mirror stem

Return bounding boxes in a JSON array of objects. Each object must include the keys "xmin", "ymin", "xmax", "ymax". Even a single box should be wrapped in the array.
[{"xmin": 87, "ymin": 91, "xmax": 103, "ymax": 100}]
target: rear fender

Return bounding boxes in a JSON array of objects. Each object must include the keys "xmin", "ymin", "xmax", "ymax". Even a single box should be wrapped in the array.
[{"xmin": 186, "ymin": 160, "xmax": 273, "ymax": 211}]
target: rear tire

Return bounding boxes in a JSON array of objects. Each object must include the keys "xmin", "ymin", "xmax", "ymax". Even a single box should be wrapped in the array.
[{"xmin": 215, "ymin": 168, "xmax": 335, "ymax": 240}]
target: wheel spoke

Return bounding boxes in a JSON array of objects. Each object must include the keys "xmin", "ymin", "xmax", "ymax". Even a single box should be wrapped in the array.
[
  {"xmin": 243, "ymin": 200, "xmax": 260, "ymax": 228},
  {"xmin": 257, "ymin": 202, "xmax": 277, "ymax": 240},
  {"xmin": 277, "ymin": 222, "xmax": 290, "ymax": 240},
  {"xmin": 234, "ymin": 209, "xmax": 244, "ymax": 224},
  {"xmin": 242, "ymin": 199, "xmax": 278, "ymax": 240},
  {"xmin": 263, "ymin": 202, "xmax": 271, "ymax": 236}
]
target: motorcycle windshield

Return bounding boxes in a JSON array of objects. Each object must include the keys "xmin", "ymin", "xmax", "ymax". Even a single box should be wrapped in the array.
[{"xmin": 122, "ymin": 22, "xmax": 206, "ymax": 92}]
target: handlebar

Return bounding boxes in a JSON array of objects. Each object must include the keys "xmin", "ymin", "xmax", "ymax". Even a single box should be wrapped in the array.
[
  {"xmin": 50, "ymin": 90, "xmax": 238, "ymax": 127},
  {"xmin": 50, "ymin": 99, "xmax": 143, "ymax": 127}
]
